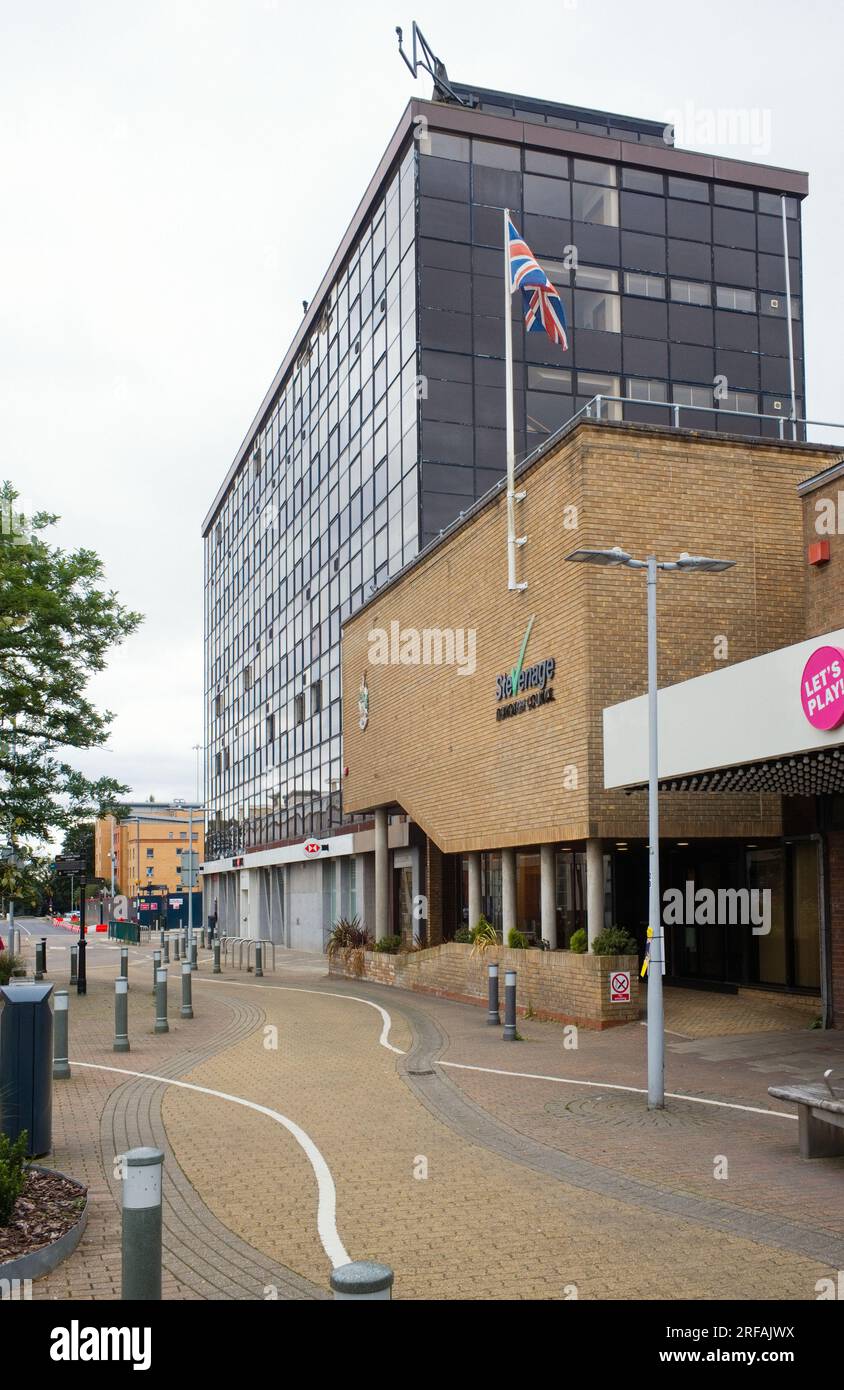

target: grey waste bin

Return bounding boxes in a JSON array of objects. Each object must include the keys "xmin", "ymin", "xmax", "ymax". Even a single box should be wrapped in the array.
[{"xmin": 0, "ymin": 982, "xmax": 54, "ymax": 1156}]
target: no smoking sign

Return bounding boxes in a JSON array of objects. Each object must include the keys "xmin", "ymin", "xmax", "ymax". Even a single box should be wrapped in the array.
[{"xmin": 610, "ymin": 970, "xmax": 631, "ymax": 1003}]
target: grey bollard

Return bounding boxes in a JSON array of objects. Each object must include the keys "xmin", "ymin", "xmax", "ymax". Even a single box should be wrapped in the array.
[
  {"xmin": 180, "ymin": 961, "xmax": 193, "ymax": 1019},
  {"xmin": 114, "ymin": 976, "xmax": 130, "ymax": 1052},
  {"xmin": 35, "ymin": 940, "xmax": 44, "ymax": 981},
  {"xmin": 11, "ymin": 927, "xmax": 20, "ymax": 956},
  {"xmin": 330, "ymin": 1261, "xmax": 394, "ymax": 1301},
  {"xmin": 120, "ymin": 946, "xmax": 129, "ymax": 983},
  {"xmin": 255, "ymin": 942, "xmax": 263, "ymax": 978},
  {"xmin": 121, "ymin": 1147, "xmax": 164, "ymax": 1301},
  {"xmin": 41, "ymin": 936, "xmax": 47, "ymax": 976},
  {"xmin": 70, "ymin": 944, "xmax": 78, "ymax": 986},
  {"xmin": 154, "ymin": 968, "xmax": 169, "ymax": 1034},
  {"xmin": 53, "ymin": 989, "xmax": 71, "ymax": 1079},
  {"xmin": 503, "ymin": 969, "xmax": 517, "ymax": 1042},
  {"xmin": 487, "ymin": 962, "xmax": 500, "ymax": 1026},
  {"xmin": 213, "ymin": 942, "xmax": 221, "ymax": 975},
  {"xmin": 152, "ymin": 948, "xmax": 161, "ymax": 995},
  {"xmin": 173, "ymin": 933, "xmax": 181, "ymax": 962},
  {"xmin": 190, "ymin": 940, "xmax": 197, "ymax": 973},
  {"xmin": 162, "ymin": 934, "xmax": 169, "ymax": 964},
  {"xmin": 200, "ymin": 927, "xmax": 206, "ymax": 949}
]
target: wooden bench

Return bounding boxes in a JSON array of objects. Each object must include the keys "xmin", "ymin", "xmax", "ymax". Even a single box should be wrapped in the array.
[{"xmin": 768, "ymin": 1071, "xmax": 844, "ymax": 1158}]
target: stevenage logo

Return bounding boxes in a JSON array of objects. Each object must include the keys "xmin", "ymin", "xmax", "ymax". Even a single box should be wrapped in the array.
[{"xmin": 50, "ymin": 1321, "xmax": 151, "ymax": 1372}]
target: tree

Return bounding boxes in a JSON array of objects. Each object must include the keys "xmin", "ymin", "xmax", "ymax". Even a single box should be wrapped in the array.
[{"xmin": 0, "ymin": 483, "xmax": 143, "ymax": 853}]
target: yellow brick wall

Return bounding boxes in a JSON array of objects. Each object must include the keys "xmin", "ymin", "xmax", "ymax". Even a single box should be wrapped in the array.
[{"xmin": 342, "ymin": 422, "xmax": 835, "ymax": 854}]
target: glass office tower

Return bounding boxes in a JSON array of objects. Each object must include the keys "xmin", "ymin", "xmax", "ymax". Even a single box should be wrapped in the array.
[{"xmin": 203, "ymin": 83, "xmax": 807, "ymax": 861}]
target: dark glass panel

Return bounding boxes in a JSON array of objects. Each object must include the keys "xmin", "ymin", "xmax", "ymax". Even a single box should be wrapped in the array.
[{"xmin": 620, "ymin": 191, "xmax": 666, "ymax": 234}]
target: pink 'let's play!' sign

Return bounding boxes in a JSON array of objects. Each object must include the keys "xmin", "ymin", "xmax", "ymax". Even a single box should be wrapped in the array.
[{"xmin": 801, "ymin": 645, "xmax": 844, "ymax": 731}]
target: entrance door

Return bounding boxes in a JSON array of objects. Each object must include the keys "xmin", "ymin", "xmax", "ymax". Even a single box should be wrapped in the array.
[{"xmin": 393, "ymin": 865, "xmax": 414, "ymax": 946}]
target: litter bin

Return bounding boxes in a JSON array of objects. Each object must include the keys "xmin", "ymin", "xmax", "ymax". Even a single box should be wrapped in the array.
[{"xmin": 0, "ymin": 982, "xmax": 54, "ymax": 1156}]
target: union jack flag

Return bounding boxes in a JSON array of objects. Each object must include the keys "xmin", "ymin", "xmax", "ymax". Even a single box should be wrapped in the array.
[{"xmin": 506, "ymin": 215, "xmax": 569, "ymax": 349}]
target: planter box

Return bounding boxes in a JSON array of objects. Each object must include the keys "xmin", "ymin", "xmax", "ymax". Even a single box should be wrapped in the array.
[
  {"xmin": 329, "ymin": 941, "xmax": 640, "ymax": 1029},
  {"xmin": 0, "ymin": 1167, "xmax": 88, "ymax": 1286}
]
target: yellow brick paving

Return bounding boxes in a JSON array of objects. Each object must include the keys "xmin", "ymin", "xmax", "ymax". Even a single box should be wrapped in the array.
[
  {"xmin": 663, "ymin": 987, "xmax": 818, "ymax": 1038},
  {"xmin": 163, "ymin": 981, "xmax": 828, "ymax": 1300}
]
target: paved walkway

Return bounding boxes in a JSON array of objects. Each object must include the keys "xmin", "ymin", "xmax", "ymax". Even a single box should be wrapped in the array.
[{"xmin": 13, "ymin": 923, "xmax": 844, "ymax": 1301}]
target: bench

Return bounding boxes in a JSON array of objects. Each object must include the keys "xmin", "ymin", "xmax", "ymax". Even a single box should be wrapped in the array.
[{"xmin": 768, "ymin": 1070, "xmax": 844, "ymax": 1159}]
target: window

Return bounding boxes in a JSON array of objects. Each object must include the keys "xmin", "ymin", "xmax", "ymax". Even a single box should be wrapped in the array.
[
  {"xmin": 266, "ymin": 713, "xmax": 275, "ymax": 745},
  {"xmin": 668, "ymin": 176, "xmax": 709, "ymax": 204},
  {"xmin": 670, "ymin": 279, "xmax": 711, "ymax": 306},
  {"xmin": 572, "ymin": 159, "xmax": 616, "ymax": 186},
  {"xmin": 718, "ymin": 389, "xmax": 758, "ymax": 414},
  {"xmin": 578, "ymin": 373, "xmax": 621, "ymax": 417},
  {"xmin": 215, "ymin": 693, "xmax": 223, "ymax": 716},
  {"xmin": 760, "ymin": 293, "xmax": 800, "ymax": 319},
  {"xmin": 576, "ymin": 265, "xmax": 618, "ymax": 292},
  {"xmin": 574, "ymin": 290, "xmax": 620, "ymax": 333},
  {"xmin": 540, "ymin": 259, "xmax": 572, "ymax": 288},
  {"xmin": 146, "ymin": 848, "xmax": 154, "ymax": 858},
  {"xmin": 622, "ymin": 168, "xmax": 663, "ymax": 195},
  {"xmin": 716, "ymin": 285, "xmax": 756, "ymax": 313},
  {"xmin": 146, "ymin": 867, "xmax": 154, "ymax": 878},
  {"xmin": 573, "ymin": 184, "xmax": 618, "ymax": 226},
  {"xmin": 673, "ymin": 384, "xmax": 713, "ymax": 409},
  {"xmin": 180, "ymin": 830, "xmax": 187, "ymax": 840},
  {"xmin": 168, "ymin": 831, "xmax": 173, "ymax": 839},
  {"xmin": 624, "ymin": 272, "xmax": 665, "ymax": 299},
  {"xmin": 244, "ymin": 664, "xmax": 253, "ymax": 690},
  {"xmin": 294, "ymin": 692, "xmax": 306, "ymax": 725},
  {"xmin": 176, "ymin": 847, "xmax": 182, "ymax": 856},
  {"xmin": 527, "ymin": 365, "xmax": 572, "ymax": 393},
  {"xmin": 311, "ymin": 680, "xmax": 323, "ymax": 714},
  {"xmin": 627, "ymin": 378, "xmax": 668, "ymax": 402}
]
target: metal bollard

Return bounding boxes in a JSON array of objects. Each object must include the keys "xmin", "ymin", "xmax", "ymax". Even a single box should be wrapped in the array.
[
  {"xmin": 154, "ymin": 968, "xmax": 169, "ymax": 1034},
  {"xmin": 35, "ymin": 940, "xmax": 44, "ymax": 981},
  {"xmin": 41, "ymin": 936, "xmax": 48, "ymax": 976},
  {"xmin": 70, "ymin": 944, "xmax": 78, "ymax": 985},
  {"xmin": 53, "ymin": 989, "xmax": 71, "ymax": 1079},
  {"xmin": 255, "ymin": 942, "xmax": 264, "ymax": 978},
  {"xmin": 180, "ymin": 960, "xmax": 193, "ymax": 1019},
  {"xmin": 152, "ymin": 948, "xmax": 161, "ymax": 995},
  {"xmin": 173, "ymin": 933, "xmax": 181, "ymax": 962},
  {"xmin": 487, "ymin": 962, "xmax": 500, "ymax": 1025},
  {"xmin": 330, "ymin": 1261, "xmax": 394, "ymax": 1301},
  {"xmin": 121, "ymin": 1148, "xmax": 164, "ymax": 1301},
  {"xmin": 190, "ymin": 940, "xmax": 197, "ymax": 973},
  {"xmin": 213, "ymin": 942, "xmax": 221, "ymax": 974},
  {"xmin": 114, "ymin": 977, "xmax": 130, "ymax": 1052},
  {"xmin": 162, "ymin": 934, "xmax": 169, "ymax": 964},
  {"xmin": 120, "ymin": 946, "xmax": 129, "ymax": 983},
  {"xmin": 200, "ymin": 927, "xmax": 206, "ymax": 949},
  {"xmin": 503, "ymin": 969, "xmax": 517, "ymax": 1042}
]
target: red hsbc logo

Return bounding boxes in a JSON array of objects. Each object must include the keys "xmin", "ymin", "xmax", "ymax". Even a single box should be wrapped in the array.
[{"xmin": 303, "ymin": 841, "xmax": 322, "ymax": 856}]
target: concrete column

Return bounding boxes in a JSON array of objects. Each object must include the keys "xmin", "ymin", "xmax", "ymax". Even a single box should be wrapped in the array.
[
  {"xmin": 502, "ymin": 848, "xmax": 516, "ymax": 944},
  {"xmin": 467, "ymin": 852, "xmax": 482, "ymax": 932},
  {"xmin": 586, "ymin": 838, "xmax": 604, "ymax": 949},
  {"xmin": 540, "ymin": 844, "xmax": 557, "ymax": 949},
  {"xmin": 374, "ymin": 807, "xmax": 389, "ymax": 942}
]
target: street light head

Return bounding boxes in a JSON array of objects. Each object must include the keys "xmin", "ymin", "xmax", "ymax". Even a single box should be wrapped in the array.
[
  {"xmin": 565, "ymin": 545, "xmax": 633, "ymax": 567},
  {"xmin": 675, "ymin": 551, "xmax": 736, "ymax": 573}
]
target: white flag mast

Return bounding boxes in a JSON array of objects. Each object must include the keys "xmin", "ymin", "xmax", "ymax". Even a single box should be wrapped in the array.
[{"xmin": 504, "ymin": 208, "xmax": 528, "ymax": 591}]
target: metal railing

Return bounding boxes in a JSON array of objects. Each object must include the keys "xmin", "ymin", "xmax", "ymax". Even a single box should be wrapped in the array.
[{"xmin": 219, "ymin": 935, "xmax": 277, "ymax": 973}]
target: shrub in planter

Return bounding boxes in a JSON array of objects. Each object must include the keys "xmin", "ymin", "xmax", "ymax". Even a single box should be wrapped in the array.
[
  {"xmin": 454, "ymin": 926, "xmax": 471, "ymax": 943},
  {"xmin": 373, "ymin": 934, "xmax": 401, "ymax": 954},
  {"xmin": 0, "ymin": 952, "xmax": 25, "ymax": 986},
  {"xmin": 325, "ymin": 916, "xmax": 372, "ymax": 976},
  {"xmin": 591, "ymin": 925, "xmax": 637, "ymax": 956},
  {"xmin": 569, "ymin": 928, "xmax": 587, "ymax": 954},
  {"xmin": 507, "ymin": 928, "xmax": 529, "ymax": 949},
  {"xmin": 469, "ymin": 916, "xmax": 498, "ymax": 956},
  {"xmin": 0, "ymin": 1131, "xmax": 28, "ymax": 1227}
]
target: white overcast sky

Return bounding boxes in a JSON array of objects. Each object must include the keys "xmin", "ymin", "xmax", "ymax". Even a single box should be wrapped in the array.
[{"xmin": 2, "ymin": 0, "xmax": 842, "ymax": 807}]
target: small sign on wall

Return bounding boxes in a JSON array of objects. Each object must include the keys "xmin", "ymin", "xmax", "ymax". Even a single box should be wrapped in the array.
[{"xmin": 610, "ymin": 970, "xmax": 631, "ymax": 1003}]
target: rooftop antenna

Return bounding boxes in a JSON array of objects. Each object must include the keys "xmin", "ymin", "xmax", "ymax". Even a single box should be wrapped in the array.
[{"xmin": 396, "ymin": 22, "xmax": 470, "ymax": 105}]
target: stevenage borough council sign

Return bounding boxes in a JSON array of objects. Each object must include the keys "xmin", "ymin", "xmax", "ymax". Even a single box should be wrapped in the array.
[{"xmin": 495, "ymin": 615, "xmax": 556, "ymax": 721}]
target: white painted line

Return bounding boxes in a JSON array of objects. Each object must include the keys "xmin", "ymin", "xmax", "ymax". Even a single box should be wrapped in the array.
[
  {"xmin": 193, "ymin": 976, "xmax": 406, "ymax": 1055},
  {"xmin": 437, "ymin": 1061, "xmax": 797, "ymax": 1121},
  {"xmin": 72, "ymin": 1061, "xmax": 351, "ymax": 1269}
]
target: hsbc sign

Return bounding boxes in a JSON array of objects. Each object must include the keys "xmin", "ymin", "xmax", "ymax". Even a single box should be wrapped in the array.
[{"xmin": 303, "ymin": 840, "xmax": 330, "ymax": 857}]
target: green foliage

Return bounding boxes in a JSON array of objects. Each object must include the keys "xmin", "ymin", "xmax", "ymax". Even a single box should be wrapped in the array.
[
  {"xmin": 326, "ymin": 916, "xmax": 371, "ymax": 975},
  {"xmin": 0, "ymin": 1130, "xmax": 28, "ymax": 1226},
  {"xmin": 0, "ymin": 482, "xmax": 142, "ymax": 848},
  {"xmin": 373, "ymin": 934, "xmax": 402, "ymax": 954},
  {"xmin": 507, "ymin": 928, "xmax": 529, "ymax": 949},
  {"xmin": 569, "ymin": 928, "xmax": 587, "ymax": 954},
  {"xmin": 591, "ymin": 926, "xmax": 638, "ymax": 956},
  {"xmin": 454, "ymin": 925, "xmax": 471, "ymax": 943},
  {"xmin": 469, "ymin": 915, "xmax": 499, "ymax": 955},
  {"xmin": 0, "ymin": 951, "xmax": 25, "ymax": 985}
]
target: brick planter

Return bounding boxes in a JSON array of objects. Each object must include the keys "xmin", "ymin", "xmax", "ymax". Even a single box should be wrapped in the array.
[{"xmin": 329, "ymin": 941, "xmax": 640, "ymax": 1028}]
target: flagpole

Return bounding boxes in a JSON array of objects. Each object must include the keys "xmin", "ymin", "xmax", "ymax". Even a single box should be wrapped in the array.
[
  {"xmin": 781, "ymin": 195, "xmax": 798, "ymax": 440},
  {"xmin": 503, "ymin": 208, "xmax": 525, "ymax": 591}
]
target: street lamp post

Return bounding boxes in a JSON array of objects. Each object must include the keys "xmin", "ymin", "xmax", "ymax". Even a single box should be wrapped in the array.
[{"xmin": 565, "ymin": 545, "xmax": 735, "ymax": 1109}]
